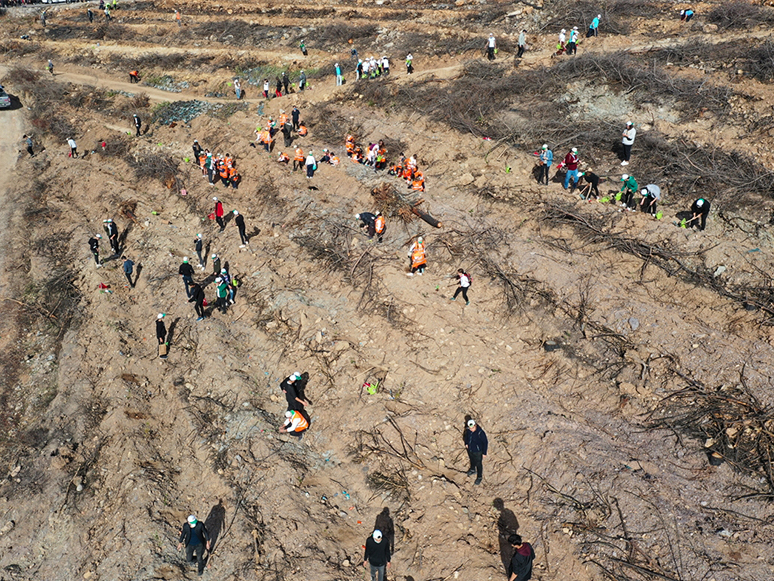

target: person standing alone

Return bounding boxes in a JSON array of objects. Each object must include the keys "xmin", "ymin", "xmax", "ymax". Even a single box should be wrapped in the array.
[
  {"xmin": 177, "ymin": 515, "xmax": 210, "ymax": 576},
  {"xmin": 486, "ymin": 33, "xmax": 496, "ymax": 60},
  {"xmin": 463, "ymin": 417, "xmax": 488, "ymax": 485},
  {"xmin": 621, "ymin": 121, "xmax": 636, "ymax": 166},
  {"xmin": 133, "ymin": 114, "xmax": 142, "ymax": 137},
  {"xmin": 23, "ymin": 134, "xmax": 34, "ymax": 157},
  {"xmin": 538, "ymin": 144, "xmax": 552, "ymax": 186},
  {"xmin": 67, "ymin": 137, "xmax": 78, "ymax": 158},
  {"xmin": 517, "ymin": 30, "xmax": 527, "ymax": 59},
  {"xmin": 213, "ymin": 197, "xmax": 225, "ymax": 231},
  {"xmin": 233, "ymin": 210, "xmax": 248, "ymax": 247},
  {"xmin": 88, "ymin": 234, "xmax": 102, "ymax": 266},
  {"xmin": 508, "ymin": 534, "xmax": 535, "ymax": 581},
  {"xmin": 122, "ymin": 256, "xmax": 135, "ymax": 288},
  {"xmin": 363, "ymin": 529, "xmax": 391, "ymax": 581}
]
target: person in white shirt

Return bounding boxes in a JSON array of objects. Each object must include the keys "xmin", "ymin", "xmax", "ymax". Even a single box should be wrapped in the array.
[
  {"xmin": 382, "ymin": 56, "xmax": 390, "ymax": 76},
  {"xmin": 305, "ymin": 150, "xmax": 316, "ymax": 179},
  {"xmin": 639, "ymin": 184, "xmax": 661, "ymax": 216},
  {"xmin": 451, "ymin": 269, "xmax": 471, "ymax": 305},
  {"xmin": 487, "ymin": 34, "xmax": 496, "ymax": 60},
  {"xmin": 567, "ymin": 26, "xmax": 579, "ymax": 55},
  {"xmin": 558, "ymin": 29, "xmax": 567, "ymax": 54},
  {"xmin": 67, "ymin": 138, "xmax": 78, "ymax": 158},
  {"xmin": 621, "ymin": 121, "xmax": 636, "ymax": 166}
]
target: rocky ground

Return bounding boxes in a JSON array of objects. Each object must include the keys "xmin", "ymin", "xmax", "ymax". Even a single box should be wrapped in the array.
[{"xmin": 1, "ymin": 1, "xmax": 774, "ymax": 581}]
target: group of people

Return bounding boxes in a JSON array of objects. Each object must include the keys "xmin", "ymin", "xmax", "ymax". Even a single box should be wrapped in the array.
[
  {"xmin": 356, "ymin": 56, "xmax": 390, "ymax": 80},
  {"xmin": 193, "ymin": 140, "xmax": 242, "ymax": 189},
  {"xmin": 386, "ymin": 151, "xmax": 426, "ymax": 192}
]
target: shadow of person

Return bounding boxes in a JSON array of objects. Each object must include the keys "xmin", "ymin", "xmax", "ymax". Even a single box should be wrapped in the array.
[
  {"xmin": 493, "ymin": 498, "xmax": 520, "ymax": 575},
  {"xmin": 205, "ymin": 499, "xmax": 227, "ymax": 551},
  {"xmin": 135, "ymin": 263, "xmax": 143, "ymax": 286},
  {"xmin": 166, "ymin": 317, "xmax": 180, "ymax": 350},
  {"xmin": 374, "ymin": 507, "xmax": 395, "ymax": 554}
]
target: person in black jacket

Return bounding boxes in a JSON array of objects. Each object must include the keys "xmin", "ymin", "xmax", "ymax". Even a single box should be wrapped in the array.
[
  {"xmin": 579, "ymin": 170, "xmax": 600, "ymax": 200},
  {"xmin": 192, "ymin": 139, "xmax": 203, "ymax": 160},
  {"xmin": 508, "ymin": 534, "xmax": 535, "ymax": 581},
  {"xmin": 463, "ymin": 418, "xmax": 488, "ymax": 485},
  {"xmin": 188, "ymin": 282, "xmax": 206, "ymax": 321},
  {"xmin": 133, "ymin": 114, "xmax": 141, "ymax": 137},
  {"xmin": 194, "ymin": 234, "xmax": 204, "ymax": 269},
  {"xmin": 177, "ymin": 515, "xmax": 211, "ymax": 576},
  {"xmin": 179, "ymin": 257, "xmax": 195, "ymax": 298},
  {"xmin": 104, "ymin": 218, "xmax": 120, "ymax": 255},
  {"xmin": 156, "ymin": 313, "xmax": 167, "ymax": 345},
  {"xmin": 88, "ymin": 234, "xmax": 102, "ymax": 266},
  {"xmin": 292, "ymin": 106, "xmax": 301, "ymax": 131},
  {"xmin": 363, "ymin": 529, "xmax": 391, "ymax": 581},
  {"xmin": 280, "ymin": 372, "xmax": 309, "ymax": 411},
  {"xmin": 233, "ymin": 210, "xmax": 248, "ymax": 246},
  {"xmin": 690, "ymin": 198, "xmax": 710, "ymax": 231}
]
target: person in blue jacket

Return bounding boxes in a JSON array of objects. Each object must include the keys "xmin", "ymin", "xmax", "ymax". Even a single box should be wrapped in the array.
[
  {"xmin": 587, "ymin": 14, "xmax": 600, "ymax": 37},
  {"xmin": 464, "ymin": 418, "xmax": 488, "ymax": 485},
  {"xmin": 680, "ymin": 8, "xmax": 694, "ymax": 23},
  {"xmin": 538, "ymin": 144, "xmax": 553, "ymax": 185}
]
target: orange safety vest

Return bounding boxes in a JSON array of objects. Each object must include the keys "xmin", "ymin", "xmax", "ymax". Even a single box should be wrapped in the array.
[
  {"xmin": 219, "ymin": 164, "xmax": 229, "ymax": 179},
  {"xmin": 224, "ymin": 156, "xmax": 233, "ymax": 167},
  {"xmin": 411, "ymin": 248, "xmax": 427, "ymax": 269},
  {"xmin": 228, "ymin": 166, "xmax": 238, "ymax": 177},
  {"xmin": 402, "ymin": 166, "xmax": 413, "ymax": 180},
  {"xmin": 330, "ymin": 155, "xmax": 340, "ymax": 166},
  {"xmin": 130, "ymin": 70, "xmax": 138, "ymax": 77},
  {"xmin": 287, "ymin": 411, "xmax": 309, "ymax": 432},
  {"xmin": 412, "ymin": 171, "xmax": 425, "ymax": 190},
  {"xmin": 230, "ymin": 172, "xmax": 241, "ymax": 184},
  {"xmin": 278, "ymin": 114, "xmax": 288, "ymax": 126},
  {"xmin": 375, "ymin": 215, "xmax": 385, "ymax": 234},
  {"xmin": 294, "ymin": 148, "xmax": 304, "ymax": 162},
  {"xmin": 298, "ymin": 125, "xmax": 308, "ymax": 136},
  {"xmin": 277, "ymin": 153, "xmax": 289, "ymax": 163},
  {"xmin": 198, "ymin": 154, "xmax": 206, "ymax": 168}
]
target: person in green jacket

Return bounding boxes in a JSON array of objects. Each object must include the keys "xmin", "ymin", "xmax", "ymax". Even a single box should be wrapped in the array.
[
  {"xmin": 618, "ymin": 173, "xmax": 638, "ymax": 210},
  {"xmin": 215, "ymin": 277, "xmax": 229, "ymax": 314}
]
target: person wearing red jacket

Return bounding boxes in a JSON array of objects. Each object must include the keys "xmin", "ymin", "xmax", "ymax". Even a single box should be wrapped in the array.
[
  {"xmin": 213, "ymin": 197, "xmax": 225, "ymax": 231},
  {"xmin": 560, "ymin": 147, "xmax": 580, "ymax": 190}
]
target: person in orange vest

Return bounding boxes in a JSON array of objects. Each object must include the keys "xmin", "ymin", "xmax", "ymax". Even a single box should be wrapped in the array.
[
  {"xmin": 329, "ymin": 152, "xmax": 340, "ymax": 166},
  {"xmin": 374, "ymin": 211, "xmax": 386, "ymax": 243},
  {"xmin": 408, "ymin": 244, "xmax": 427, "ymax": 276},
  {"xmin": 411, "ymin": 170, "xmax": 425, "ymax": 191},
  {"xmin": 277, "ymin": 152, "xmax": 290, "ymax": 164},
  {"xmin": 346, "ymin": 135, "xmax": 356, "ymax": 154},
  {"xmin": 229, "ymin": 168, "xmax": 241, "ymax": 189},
  {"xmin": 297, "ymin": 124, "xmax": 308, "ymax": 136},
  {"xmin": 293, "ymin": 147, "xmax": 305, "ymax": 171},
  {"xmin": 218, "ymin": 160, "xmax": 230, "ymax": 186},
  {"xmin": 278, "ymin": 110, "xmax": 288, "ymax": 126},
  {"xmin": 352, "ymin": 146, "xmax": 364, "ymax": 163},
  {"xmin": 262, "ymin": 129, "xmax": 273, "ymax": 153},
  {"xmin": 198, "ymin": 151, "xmax": 207, "ymax": 176},
  {"xmin": 407, "ymin": 236, "xmax": 425, "ymax": 271},
  {"xmin": 129, "ymin": 70, "xmax": 140, "ymax": 83},
  {"xmin": 224, "ymin": 153, "xmax": 233, "ymax": 168},
  {"xmin": 279, "ymin": 409, "xmax": 309, "ymax": 437}
]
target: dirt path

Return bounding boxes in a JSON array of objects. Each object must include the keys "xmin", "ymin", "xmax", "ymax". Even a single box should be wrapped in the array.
[{"xmin": 0, "ymin": 109, "xmax": 24, "ymax": 298}]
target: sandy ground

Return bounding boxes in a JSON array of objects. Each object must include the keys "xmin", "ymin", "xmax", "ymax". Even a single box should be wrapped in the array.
[{"xmin": 0, "ymin": 2, "xmax": 774, "ymax": 581}]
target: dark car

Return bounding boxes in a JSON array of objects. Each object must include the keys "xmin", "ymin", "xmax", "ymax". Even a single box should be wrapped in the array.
[{"xmin": 0, "ymin": 87, "xmax": 11, "ymax": 109}]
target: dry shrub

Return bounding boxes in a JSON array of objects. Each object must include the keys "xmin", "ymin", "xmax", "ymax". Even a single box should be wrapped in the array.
[
  {"xmin": 312, "ymin": 22, "xmax": 377, "ymax": 49},
  {"xmin": 131, "ymin": 92, "xmax": 150, "ymax": 109},
  {"xmin": 646, "ymin": 40, "xmax": 774, "ymax": 83},
  {"xmin": 706, "ymin": 1, "xmax": 774, "ymax": 30},
  {"xmin": 127, "ymin": 151, "xmax": 179, "ymax": 185}
]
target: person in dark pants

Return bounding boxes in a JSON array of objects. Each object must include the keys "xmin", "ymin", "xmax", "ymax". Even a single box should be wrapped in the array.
[
  {"xmin": 104, "ymin": 219, "xmax": 120, "ymax": 255},
  {"xmin": 639, "ymin": 185, "xmax": 660, "ymax": 216},
  {"xmin": 374, "ymin": 508, "xmax": 395, "ymax": 554},
  {"xmin": 214, "ymin": 197, "xmax": 225, "ymax": 231},
  {"xmin": 291, "ymin": 106, "xmax": 300, "ymax": 131},
  {"xmin": 233, "ymin": 210, "xmax": 248, "ymax": 246},
  {"xmin": 282, "ymin": 71, "xmax": 289, "ymax": 94},
  {"xmin": 189, "ymin": 283, "xmax": 206, "ymax": 321},
  {"xmin": 179, "ymin": 257, "xmax": 195, "ymax": 298},
  {"xmin": 538, "ymin": 145, "xmax": 552, "ymax": 185},
  {"xmin": 451, "ymin": 269, "xmax": 471, "ymax": 305},
  {"xmin": 194, "ymin": 234, "xmax": 204, "ymax": 269},
  {"xmin": 363, "ymin": 529, "xmax": 391, "ymax": 581},
  {"xmin": 177, "ymin": 515, "xmax": 210, "ymax": 577},
  {"xmin": 486, "ymin": 33, "xmax": 496, "ymax": 60},
  {"xmin": 133, "ymin": 114, "xmax": 141, "ymax": 137},
  {"xmin": 156, "ymin": 313, "xmax": 167, "ymax": 347},
  {"xmin": 517, "ymin": 30, "xmax": 526, "ymax": 58},
  {"xmin": 690, "ymin": 198, "xmax": 710, "ymax": 230},
  {"xmin": 122, "ymin": 256, "xmax": 135, "ymax": 287},
  {"xmin": 192, "ymin": 139, "xmax": 202, "ymax": 160},
  {"xmin": 508, "ymin": 534, "xmax": 535, "ymax": 581},
  {"xmin": 23, "ymin": 134, "xmax": 34, "ymax": 157},
  {"xmin": 281, "ymin": 123, "xmax": 293, "ymax": 148},
  {"xmin": 621, "ymin": 121, "xmax": 636, "ymax": 166},
  {"xmin": 280, "ymin": 372, "xmax": 309, "ymax": 412},
  {"xmin": 356, "ymin": 212, "xmax": 376, "ymax": 237},
  {"xmin": 211, "ymin": 253, "xmax": 221, "ymax": 276},
  {"xmin": 579, "ymin": 170, "xmax": 600, "ymax": 200},
  {"xmin": 88, "ymin": 234, "xmax": 102, "ymax": 266},
  {"xmin": 463, "ymin": 418, "xmax": 488, "ymax": 485},
  {"xmin": 87, "ymin": 8, "xmax": 93, "ymax": 22}
]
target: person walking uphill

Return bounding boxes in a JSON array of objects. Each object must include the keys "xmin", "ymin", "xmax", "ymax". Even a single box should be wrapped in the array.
[
  {"xmin": 621, "ymin": 121, "xmax": 635, "ymax": 166},
  {"xmin": 363, "ymin": 529, "xmax": 391, "ymax": 581},
  {"xmin": 133, "ymin": 114, "xmax": 142, "ymax": 137},
  {"xmin": 188, "ymin": 282, "xmax": 206, "ymax": 321},
  {"xmin": 122, "ymin": 256, "xmax": 135, "ymax": 288},
  {"xmin": 451, "ymin": 269, "xmax": 471, "ymax": 305},
  {"xmin": 508, "ymin": 534, "xmax": 535, "ymax": 581},
  {"xmin": 213, "ymin": 197, "xmax": 225, "ymax": 231},
  {"xmin": 177, "ymin": 515, "xmax": 210, "ymax": 576},
  {"xmin": 464, "ymin": 418, "xmax": 488, "ymax": 485}
]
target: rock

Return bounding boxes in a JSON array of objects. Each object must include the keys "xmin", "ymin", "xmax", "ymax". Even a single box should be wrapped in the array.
[
  {"xmin": 628, "ymin": 317, "xmax": 639, "ymax": 331},
  {"xmin": 713, "ymin": 265, "xmax": 726, "ymax": 278},
  {"xmin": 0, "ymin": 520, "xmax": 15, "ymax": 536},
  {"xmin": 332, "ymin": 341, "xmax": 348, "ymax": 352},
  {"xmin": 619, "ymin": 382, "xmax": 637, "ymax": 396},
  {"xmin": 315, "ymin": 331, "xmax": 323, "ymax": 343},
  {"xmin": 702, "ymin": 24, "xmax": 719, "ymax": 33},
  {"xmin": 342, "ymin": 559, "xmax": 351, "ymax": 567},
  {"xmin": 459, "ymin": 173, "xmax": 475, "ymax": 186}
]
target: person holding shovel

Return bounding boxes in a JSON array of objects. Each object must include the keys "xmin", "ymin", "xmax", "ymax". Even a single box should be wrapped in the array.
[
  {"xmin": 639, "ymin": 185, "xmax": 661, "ymax": 216},
  {"xmin": 688, "ymin": 198, "xmax": 710, "ymax": 230}
]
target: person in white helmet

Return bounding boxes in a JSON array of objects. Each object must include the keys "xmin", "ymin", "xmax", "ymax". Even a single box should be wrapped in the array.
[
  {"xmin": 177, "ymin": 515, "xmax": 211, "ymax": 576},
  {"xmin": 280, "ymin": 409, "xmax": 309, "ymax": 436},
  {"xmin": 557, "ymin": 29, "xmax": 567, "ymax": 55},
  {"xmin": 156, "ymin": 313, "xmax": 167, "ymax": 349},
  {"xmin": 487, "ymin": 33, "xmax": 496, "ymax": 60},
  {"xmin": 588, "ymin": 14, "xmax": 601, "ymax": 37},
  {"xmin": 621, "ymin": 121, "xmax": 636, "ymax": 166},
  {"xmin": 280, "ymin": 372, "xmax": 309, "ymax": 412},
  {"xmin": 567, "ymin": 26, "xmax": 579, "ymax": 55},
  {"xmin": 363, "ymin": 529, "xmax": 391, "ymax": 581},
  {"xmin": 690, "ymin": 198, "xmax": 710, "ymax": 230},
  {"xmin": 538, "ymin": 144, "xmax": 553, "ymax": 185}
]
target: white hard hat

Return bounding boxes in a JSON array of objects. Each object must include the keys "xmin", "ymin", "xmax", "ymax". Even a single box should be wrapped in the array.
[
  {"xmin": 233, "ymin": 210, "xmax": 239, "ymax": 215},
  {"xmin": 542, "ymin": 144, "xmax": 548, "ymax": 149},
  {"xmin": 188, "ymin": 515, "xmax": 197, "ymax": 525},
  {"xmin": 183, "ymin": 257, "xmax": 189, "ymax": 263},
  {"xmin": 285, "ymin": 410, "xmax": 293, "ymax": 418},
  {"xmin": 696, "ymin": 199, "xmax": 704, "ymax": 207},
  {"xmin": 355, "ymin": 213, "xmax": 361, "ymax": 219},
  {"xmin": 157, "ymin": 313, "xmax": 165, "ymax": 319},
  {"xmin": 467, "ymin": 419, "xmax": 476, "ymax": 427},
  {"xmin": 213, "ymin": 197, "xmax": 218, "ymax": 201},
  {"xmin": 641, "ymin": 189, "xmax": 648, "ymax": 195},
  {"xmin": 621, "ymin": 174, "xmax": 628, "ymax": 180},
  {"xmin": 373, "ymin": 530, "xmax": 383, "ymax": 540},
  {"xmin": 571, "ymin": 147, "xmax": 578, "ymax": 153},
  {"xmin": 561, "ymin": 29, "xmax": 566, "ymax": 33},
  {"xmin": 417, "ymin": 237, "xmax": 423, "ymax": 243}
]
